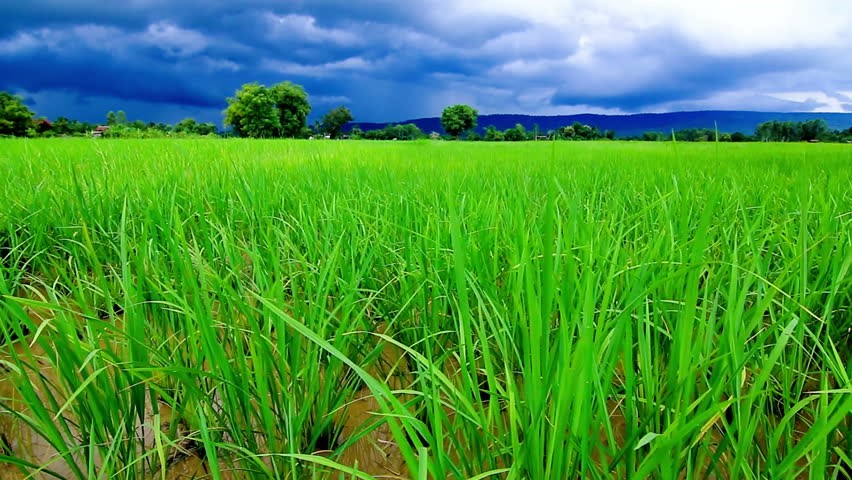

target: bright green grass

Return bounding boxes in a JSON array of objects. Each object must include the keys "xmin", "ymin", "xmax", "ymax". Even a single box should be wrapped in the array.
[{"xmin": 1, "ymin": 139, "xmax": 851, "ymax": 479}]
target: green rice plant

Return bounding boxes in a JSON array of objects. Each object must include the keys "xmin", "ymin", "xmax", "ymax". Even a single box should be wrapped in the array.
[{"xmin": 0, "ymin": 138, "xmax": 849, "ymax": 479}]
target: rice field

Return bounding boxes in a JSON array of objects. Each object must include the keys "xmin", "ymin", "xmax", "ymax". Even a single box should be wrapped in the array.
[{"xmin": 0, "ymin": 138, "xmax": 850, "ymax": 479}]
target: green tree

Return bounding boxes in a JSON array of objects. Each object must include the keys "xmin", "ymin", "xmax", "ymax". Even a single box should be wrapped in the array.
[
  {"xmin": 53, "ymin": 116, "xmax": 72, "ymax": 136},
  {"xmin": 224, "ymin": 83, "xmax": 282, "ymax": 138},
  {"xmin": 224, "ymin": 81, "xmax": 311, "ymax": 138},
  {"xmin": 0, "ymin": 92, "xmax": 34, "ymax": 137},
  {"xmin": 107, "ymin": 110, "xmax": 128, "ymax": 126},
  {"xmin": 320, "ymin": 106, "xmax": 354, "ymax": 139},
  {"xmin": 70, "ymin": 120, "xmax": 94, "ymax": 135},
  {"xmin": 503, "ymin": 123, "xmax": 526, "ymax": 141},
  {"xmin": 642, "ymin": 131, "xmax": 664, "ymax": 141},
  {"xmin": 397, "ymin": 123, "xmax": 424, "ymax": 140},
  {"xmin": 269, "ymin": 81, "xmax": 311, "ymax": 138},
  {"xmin": 196, "ymin": 122, "xmax": 217, "ymax": 136},
  {"xmin": 570, "ymin": 122, "xmax": 601, "ymax": 140},
  {"xmin": 484, "ymin": 125, "xmax": 504, "ymax": 141},
  {"xmin": 800, "ymin": 119, "xmax": 829, "ymax": 142},
  {"xmin": 174, "ymin": 117, "xmax": 199, "ymax": 134},
  {"xmin": 756, "ymin": 122, "xmax": 772, "ymax": 142},
  {"xmin": 440, "ymin": 104, "xmax": 478, "ymax": 138}
]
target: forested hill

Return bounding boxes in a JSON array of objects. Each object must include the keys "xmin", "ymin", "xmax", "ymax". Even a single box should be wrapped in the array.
[{"xmin": 349, "ymin": 111, "xmax": 852, "ymax": 138}]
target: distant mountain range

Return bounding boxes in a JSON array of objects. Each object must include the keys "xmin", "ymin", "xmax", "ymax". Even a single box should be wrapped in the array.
[{"xmin": 349, "ymin": 111, "xmax": 852, "ymax": 138}]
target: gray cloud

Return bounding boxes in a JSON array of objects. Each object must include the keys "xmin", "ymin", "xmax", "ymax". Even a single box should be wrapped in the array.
[{"xmin": 0, "ymin": 0, "xmax": 850, "ymax": 125}]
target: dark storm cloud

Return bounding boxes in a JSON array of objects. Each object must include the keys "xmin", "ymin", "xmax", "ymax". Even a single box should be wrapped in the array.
[
  {"xmin": 0, "ymin": 0, "xmax": 538, "ymax": 122},
  {"xmin": 0, "ymin": 1, "xmax": 850, "ymax": 123},
  {"xmin": 0, "ymin": 53, "xmax": 226, "ymax": 108}
]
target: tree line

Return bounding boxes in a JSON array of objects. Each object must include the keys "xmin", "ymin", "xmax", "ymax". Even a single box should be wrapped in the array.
[
  {"xmin": 633, "ymin": 120, "xmax": 852, "ymax": 143},
  {"xmin": 2, "ymin": 85, "xmax": 851, "ymax": 143}
]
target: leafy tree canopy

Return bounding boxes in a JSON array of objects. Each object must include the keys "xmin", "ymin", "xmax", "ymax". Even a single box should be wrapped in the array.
[
  {"xmin": 0, "ymin": 91, "xmax": 35, "ymax": 137},
  {"xmin": 440, "ymin": 104, "xmax": 478, "ymax": 138},
  {"xmin": 270, "ymin": 81, "xmax": 311, "ymax": 138},
  {"xmin": 224, "ymin": 81, "xmax": 311, "ymax": 138},
  {"xmin": 320, "ymin": 106, "xmax": 354, "ymax": 139}
]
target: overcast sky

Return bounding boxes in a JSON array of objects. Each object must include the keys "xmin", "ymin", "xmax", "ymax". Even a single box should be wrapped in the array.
[{"xmin": 2, "ymin": 0, "xmax": 850, "ymax": 125}]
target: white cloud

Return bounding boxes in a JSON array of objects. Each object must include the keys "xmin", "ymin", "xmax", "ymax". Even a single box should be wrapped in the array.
[
  {"xmin": 767, "ymin": 91, "xmax": 847, "ymax": 112},
  {"xmin": 313, "ymin": 95, "xmax": 352, "ymax": 104},
  {"xmin": 138, "ymin": 22, "xmax": 208, "ymax": 57},
  {"xmin": 0, "ymin": 31, "xmax": 45, "ymax": 54},
  {"xmin": 200, "ymin": 57, "xmax": 241, "ymax": 72},
  {"xmin": 479, "ymin": 25, "xmax": 576, "ymax": 58},
  {"xmin": 71, "ymin": 24, "xmax": 127, "ymax": 54},
  {"xmin": 261, "ymin": 56, "xmax": 372, "ymax": 77},
  {"xmin": 607, "ymin": 0, "xmax": 850, "ymax": 55},
  {"xmin": 644, "ymin": 90, "xmax": 797, "ymax": 112},
  {"xmin": 265, "ymin": 13, "xmax": 363, "ymax": 46},
  {"xmin": 456, "ymin": 0, "xmax": 851, "ymax": 55},
  {"xmin": 0, "ymin": 22, "xmax": 211, "ymax": 58}
]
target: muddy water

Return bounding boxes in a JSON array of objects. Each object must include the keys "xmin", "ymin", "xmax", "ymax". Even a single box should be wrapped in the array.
[
  {"xmin": 0, "ymin": 287, "xmax": 185, "ymax": 479},
  {"xmin": 0, "ymin": 288, "xmax": 420, "ymax": 479},
  {"xmin": 0, "ymin": 288, "xmax": 844, "ymax": 479}
]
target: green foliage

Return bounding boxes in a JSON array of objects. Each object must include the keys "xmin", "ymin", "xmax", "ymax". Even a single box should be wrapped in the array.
[
  {"xmin": 224, "ymin": 83, "xmax": 281, "ymax": 138},
  {"xmin": 548, "ymin": 122, "xmax": 603, "ymax": 141},
  {"xmin": 360, "ymin": 123, "xmax": 424, "ymax": 140},
  {"xmin": 642, "ymin": 131, "xmax": 665, "ymax": 141},
  {"xmin": 484, "ymin": 125, "xmax": 504, "ymax": 141},
  {"xmin": 0, "ymin": 140, "xmax": 849, "ymax": 479},
  {"xmin": 731, "ymin": 131, "xmax": 750, "ymax": 142},
  {"xmin": 503, "ymin": 123, "xmax": 527, "ymax": 141},
  {"xmin": 106, "ymin": 110, "xmax": 128, "ymax": 126},
  {"xmin": 440, "ymin": 104, "xmax": 478, "ymax": 138},
  {"xmin": 269, "ymin": 81, "xmax": 311, "ymax": 138},
  {"xmin": 0, "ymin": 91, "xmax": 35, "ymax": 137},
  {"xmin": 47, "ymin": 117, "xmax": 96, "ymax": 136},
  {"xmin": 224, "ymin": 81, "xmax": 311, "ymax": 138},
  {"xmin": 673, "ymin": 128, "xmax": 716, "ymax": 142},
  {"xmin": 174, "ymin": 117, "xmax": 218, "ymax": 136},
  {"xmin": 320, "ymin": 106, "xmax": 354, "ymax": 139},
  {"xmin": 756, "ymin": 119, "xmax": 831, "ymax": 142},
  {"xmin": 799, "ymin": 119, "xmax": 830, "ymax": 141}
]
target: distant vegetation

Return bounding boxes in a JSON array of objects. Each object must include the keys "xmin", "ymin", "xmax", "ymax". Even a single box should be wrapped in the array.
[{"xmin": 1, "ymin": 84, "xmax": 851, "ymax": 142}]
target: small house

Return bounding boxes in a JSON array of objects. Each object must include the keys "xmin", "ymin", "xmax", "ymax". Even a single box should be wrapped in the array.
[{"xmin": 92, "ymin": 125, "xmax": 110, "ymax": 138}]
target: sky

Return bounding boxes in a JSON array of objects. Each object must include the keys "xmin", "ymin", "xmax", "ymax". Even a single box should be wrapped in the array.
[{"xmin": 1, "ymin": 0, "xmax": 851, "ymax": 126}]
